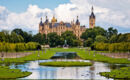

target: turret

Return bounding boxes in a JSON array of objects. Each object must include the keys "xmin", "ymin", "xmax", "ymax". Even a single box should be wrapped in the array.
[
  {"xmin": 39, "ymin": 17, "xmax": 43, "ymax": 33},
  {"xmin": 89, "ymin": 6, "xmax": 96, "ymax": 28},
  {"xmin": 45, "ymin": 16, "xmax": 49, "ymax": 24},
  {"xmin": 76, "ymin": 16, "xmax": 80, "ymax": 25}
]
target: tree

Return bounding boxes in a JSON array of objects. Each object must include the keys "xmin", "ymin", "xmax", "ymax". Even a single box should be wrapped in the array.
[
  {"xmin": 12, "ymin": 28, "xmax": 24, "ymax": 36},
  {"xmin": 81, "ymin": 26, "xmax": 107, "ymax": 41},
  {"xmin": 47, "ymin": 32, "xmax": 61, "ymax": 47},
  {"xmin": 0, "ymin": 32, "xmax": 6, "ymax": 42},
  {"xmin": 81, "ymin": 28, "xmax": 96, "ymax": 40},
  {"xmin": 83, "ymin": 38, "xmax": 93, "ymax": 47},
  {"xmin": 95, "ymin": 35, "xmax": 108, "ymax": 43},
  {"xmin": 94, "ymin": 27, "xmax": 107, "ymax": 36},
  {"xmin": 33, "ymin": 33, "xmax": 46, "ymax": 44},
  {"xmin": 61, "ymin": 31, "xmax": 78, "ymax": 47},
  {"xmin": 117, "ymin": 33, "xmax": 130, "ymax": 42},
  {"xmin": 12, "ymin": 28, "xmax": 33, "ymax": 42},
  {"xmin": 10, "ymin": 32, "xmax": 24, "ymax": 43},
  {"xmin": 107, "ymin": 27, "xmax": 118, "ymax": 39},
  {"xmin": 109, "ymin": 34, "xmax": 118, "ymax": 43}
]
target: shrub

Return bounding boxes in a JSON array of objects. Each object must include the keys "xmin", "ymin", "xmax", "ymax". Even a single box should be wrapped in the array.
[
  {"xmin": 94, "ymin": 42, "xmax": 130, "ymax": 52},
  {"xmin": 0, "ymin": 42, "xmax": 39, "ymax": 52}
]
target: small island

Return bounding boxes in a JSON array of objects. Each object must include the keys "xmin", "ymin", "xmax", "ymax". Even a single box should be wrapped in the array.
[
  {"xmin": 0, "ymin": 66, "xmax": 32, "ymax": 79},
  {"xmin": 39, "ymin": 61, "xmax": 92, "ymax": 67},
  {"xmin": 100, "ymin": 67, "xmax": 130, "ymax": 79}
]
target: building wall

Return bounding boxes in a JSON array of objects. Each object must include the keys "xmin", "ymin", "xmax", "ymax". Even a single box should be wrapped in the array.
[
  {"xmin": 89, "ymin": 18, "xmax": 95, "ymax": 28},
  {"xmin": 39, "ymin": 23, "xmax": 86, "ymax": 39}
]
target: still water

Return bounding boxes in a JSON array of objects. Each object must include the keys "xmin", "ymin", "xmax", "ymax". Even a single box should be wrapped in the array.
[{"xmin": 9, "ymin": 59, "xmax": 129, "ymax": 80}]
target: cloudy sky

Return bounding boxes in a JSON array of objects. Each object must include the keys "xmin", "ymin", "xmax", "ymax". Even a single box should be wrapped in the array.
[{"xmin": 0, "ymin": 0, "xmax": 130, "ymax": 34}]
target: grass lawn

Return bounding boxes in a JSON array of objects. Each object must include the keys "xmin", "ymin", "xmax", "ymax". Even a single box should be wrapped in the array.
[
  {"xmin": 0, "ymin": 66, "xmax": 32, "ymax": 79},
  {"xmin": 0, "ymin": 49, "xmax": 56, "ymax": 64},
  {"xmin": 0, "ymin": 48, "xmax": 130, "ymax": 64},
  {"xmin": 39, "ymin": 61, "xmax": 92, "ymax": 67},
  {"xmin": 77, "ymin": 49, "xmax": 130, "ymax": 64},
  {"xmin": 99, "ymin": 67, "xmax": 130, "ymax": 79}
]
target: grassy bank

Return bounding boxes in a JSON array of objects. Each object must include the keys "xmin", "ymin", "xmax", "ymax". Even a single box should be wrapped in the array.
[
  {"xmin": 0, "ymin": 49, "xmax": 56, "ymax": 64},
  {"xmin": 0, "ymin": 66, "xmax": 32, "ymax": 79},
  {"xmin": 39, "ymin": 61, "xmax": 92, "ymax": 67},
  {"xmin": 99, "ymin": 67, "xmax": 130, "ymax": 79},
  {"xmin": 77, "ymin": 50, "xmax": 130, "ymax": 64}
]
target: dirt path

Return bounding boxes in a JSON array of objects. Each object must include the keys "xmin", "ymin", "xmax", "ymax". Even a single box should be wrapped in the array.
[
  {"xmin": 100, "ymin": 53, "xmax": 130, "ymax": 58},
  {"xmin": 0, "ymin": 52, "xmax": 33, "ymax": 58}
]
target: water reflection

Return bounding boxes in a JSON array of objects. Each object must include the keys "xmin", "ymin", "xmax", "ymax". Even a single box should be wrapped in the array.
[{"xmin": 8, "ymin": 60, "xmax": 128, "ymax": 80}]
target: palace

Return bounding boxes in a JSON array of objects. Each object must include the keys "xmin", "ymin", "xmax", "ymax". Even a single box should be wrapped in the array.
[{"xmin": 39, "ymin": 6, "xmax": 95, "ymax": 39}]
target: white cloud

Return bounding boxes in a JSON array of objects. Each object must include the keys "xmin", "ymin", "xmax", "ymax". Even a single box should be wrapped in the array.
[
  {"xmin": 0, "ymin": 0, "xmax": 130, "ymax": 33},
  {"xmin": 0, "ymin": 4, "xmax": 53, "ymax": 33}
]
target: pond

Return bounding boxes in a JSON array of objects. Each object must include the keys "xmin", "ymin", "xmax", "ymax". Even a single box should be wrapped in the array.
[{"xmin": 9, "ymin": 59, "xmax": 129, "ymax": 80}]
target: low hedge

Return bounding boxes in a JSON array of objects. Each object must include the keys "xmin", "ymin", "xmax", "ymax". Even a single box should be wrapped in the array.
[
  {"xmin": 94, "ymin": 42, "xmax": 130, "ymax": 52},
  {"xmin": 0, "ymin": 42, "xmax": 40, "ymax": 52}
]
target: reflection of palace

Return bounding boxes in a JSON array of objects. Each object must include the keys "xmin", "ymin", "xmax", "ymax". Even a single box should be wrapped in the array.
[{"xmin": 39, "ymin": 6, "xmax": 96, "ymax": 39}]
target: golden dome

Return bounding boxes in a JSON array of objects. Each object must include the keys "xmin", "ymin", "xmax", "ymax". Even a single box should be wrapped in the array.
[{"xmin": 51, "ymin": 16, "xmax": 57, "ymax": 23}]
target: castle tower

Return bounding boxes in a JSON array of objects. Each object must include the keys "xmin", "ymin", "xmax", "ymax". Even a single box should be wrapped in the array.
[
  {"xmin": 39, "ymin": 17, "xmax": 43, "ymax": 33},
  {"xmin": 89, "ymin": 6, "xmax": 95, "ymax": 28},
  {"xmin": 75, "ymin": 16, "xmax": 81, "ymax": 39},
  {"xmin": 44, "ymin": 16, "xmax": 49, "ymax": 35}
]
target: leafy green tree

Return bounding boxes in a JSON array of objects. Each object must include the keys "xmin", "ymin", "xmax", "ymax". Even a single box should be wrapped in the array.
[
  {"xmin": 81, "ymin": 26, "xmax": 107, "ymax": 41},
  {"xmin": 12, "ymin": 28, "xmax": 33, "ymax": 42},
  {"xmin": 12, "ymin": 28, "xmax": 24, "ymax": 36},
  {"xmin": 47, "ymin": 32, "xmax": 61, "ymax": 47},
  {"xmin": 1, "ymin": 30, "xmax": 10, "ymax": 42},
  {"xmin": 117, "ymin": 33, "xmax": 130, "ymax": 42},
  {"xmin": 83, "ymin": 38, "xmax": 93, "ymax": 47},
  {"xmin": 33, "ymin": 33, "xmax": 46, "ymax": 44},
  {"xmin": 94, "ymin": 27, "xmax": 107, "ymax": 36},
  {"xmin": 61, "ymin": 31, "xmax": 78, "ymax": 47},
  {"xmin": 95, "ymin": 35, "xmax": 108, "ymax": 43},
  {"xmin": 109, "ymin": 34, "xmax": 118, "ymax": 43},
  {"xmin": 10, "ymin": 32, "xmax": 24, "ymax": 43},
  {"xmin": 0, "ymin": 32, "xmax": 6, "ymax": 42},
  {"xmin": 107, "ymin": 27, "xmax": 118, "ymax": 39}
]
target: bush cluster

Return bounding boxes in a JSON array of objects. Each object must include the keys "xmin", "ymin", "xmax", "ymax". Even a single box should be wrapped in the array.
[
  {"xmin": 0, "ymin": 42, "xmax": 40, "ymax": 52},
  {"xmin": 94, "ymin": 42, "xmax": 130, "ymax": 52}
]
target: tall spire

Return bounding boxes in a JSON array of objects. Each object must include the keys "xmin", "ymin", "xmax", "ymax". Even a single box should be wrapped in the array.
[
  {"xmin": 41, "ymin": 17, "xmax": 42, "ymax": 22},
  {"xmin": 91, "ymin": 6, "xmax": 94, "ymax": 12},
  {"xmin": 90, "ymin": 6, "xmax": 95, "ymax": 19},
  {"xmin": 39, "ymin": 17, "xmax": 43, "ymax": 26},
  {"xmin": 46, "ymin": 16, "xmax": 48, "ymax": 20},
  {"xmin": 76, "ymin": 16, "xmax": 80, "ymax": 25},
  {"xmin": 77, "ymin": 16, "xmax": 78, "ymax": 19},
  {"xmin": 45, "ymin": 16, "xmax": 49, "ymax": 24}
]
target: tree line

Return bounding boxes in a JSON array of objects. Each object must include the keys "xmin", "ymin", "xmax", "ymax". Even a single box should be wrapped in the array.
[
  {"xmin": 0, "ymin": 27, "xmax": 130, "ymax": 51},
  {"xmin": 0, "ymin": 29, "xmax": 81, "ymax": 47}
]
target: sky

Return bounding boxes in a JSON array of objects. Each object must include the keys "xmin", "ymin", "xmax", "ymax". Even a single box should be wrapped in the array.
[{"xmin": 0, "ymin": 0, "xmax": 130, "ymax": 34}]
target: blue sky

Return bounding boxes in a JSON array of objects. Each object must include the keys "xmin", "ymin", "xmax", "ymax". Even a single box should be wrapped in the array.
[
  {"xmin": 0, "ymin": 0, "xmax": 130, "ymax": 34},
  {"xmin": 0, "ymin": 0, "xmax": 70, "ymax": 13}
]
